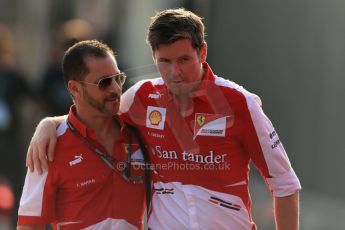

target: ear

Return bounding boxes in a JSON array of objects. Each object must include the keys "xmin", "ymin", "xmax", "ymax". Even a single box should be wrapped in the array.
[
  {"xmin": 200, "ymin": 43, "xmax": 208, "ymax": 63},
  {"xmin": 67, "ymin": 80, "xmax": 81, "ymax": 98}
]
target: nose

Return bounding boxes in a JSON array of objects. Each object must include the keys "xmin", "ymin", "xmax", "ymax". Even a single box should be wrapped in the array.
[{"xmin": 171, "ymin": 61, "xmax": 182, "ymax": 76}]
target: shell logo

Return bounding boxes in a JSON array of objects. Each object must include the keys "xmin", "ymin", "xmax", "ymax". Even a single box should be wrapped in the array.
[
  {"xmin": 149, "ymin": 110, "xmax": 162, "ymax": 125},
  {"xmin": 146, "ymin": 106, "xmax": 166, "ymax": 130}
]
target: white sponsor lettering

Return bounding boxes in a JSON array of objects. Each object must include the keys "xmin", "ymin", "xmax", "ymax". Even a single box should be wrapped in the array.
[
  {"xmin": 153, "ymin": 145, "xmax": 178, "ymax": 159},
  {"xmin": 69, "ymin": 154, "xmax": 83, "ymax": 166},
  {"xmin": 76, "ymin": 179, "xmax": 96, "ymax": 188},
  {"xmin": 79, "ymin": 179, "xmax": 96, "ymax": 187},
  {"xmin": 148, "ymin": 92, "xmax": 163, "ymax": 99},
  {"xmin": 148, "ymin": 131, "xmax": 165, "ymax": 139},
  {"xmin": 153, "ymin": 145, "xmax": 227, "ymax": 164},
  {"xmin": 182, "ymin": 150, "xmax": 227, "ymax": 164}
]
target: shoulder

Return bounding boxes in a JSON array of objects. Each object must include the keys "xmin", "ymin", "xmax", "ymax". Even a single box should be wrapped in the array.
[
  {"xmin": 213, "ymin": 75, "xmax": 262, "ymax": 108},
  {"xmin": 56, "ymin": 119, "xmax": 69, "ymax": 137},
  {"xmin": 53, "ymin": 119, "xmax": 74, "ymax": 161},
  {"xmin": 120, "ymin": 78, "xmax": 164, "ymax": 113},
  {"xmin": 124, "ymin": 78, "xmax": 164, "ymax": 97}
]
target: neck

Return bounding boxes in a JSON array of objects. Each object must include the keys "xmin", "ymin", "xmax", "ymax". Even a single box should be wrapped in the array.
[
  {"xmin": 174, "ymin": 94, "xmax": 194, "ymax": 117},
  {"xmin": 74, "ymin": 106, "xmax": 119, "ymax": 143}
]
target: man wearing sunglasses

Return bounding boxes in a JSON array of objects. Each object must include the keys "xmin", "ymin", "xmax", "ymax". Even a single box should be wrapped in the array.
[
  {"xmin": 17, "ymin": 40, "xmax": 146, "ymax": 229},
  {"xmin": 25, "ymin": 8, "xmax": 301, "ymax": 230}
]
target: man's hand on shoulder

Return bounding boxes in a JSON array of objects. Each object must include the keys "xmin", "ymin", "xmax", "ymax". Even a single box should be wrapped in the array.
[{"xmin": 26, "ymin": 115, "xmax": 67, "ymax": 174}]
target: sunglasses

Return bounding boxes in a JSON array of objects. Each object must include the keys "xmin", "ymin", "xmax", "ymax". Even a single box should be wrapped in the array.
[{"xmin": 78, "ymin": 72, "xmax": 126, "ymax": 90}]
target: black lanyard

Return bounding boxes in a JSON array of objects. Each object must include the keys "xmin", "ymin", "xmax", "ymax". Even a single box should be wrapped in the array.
[
  {"xmin": 127, "ymin": 124, "xmax": 152, "ymax": 216},
  {"xmin": 66, "ymin": 118, "xmax": 143, "ymax": 184}
]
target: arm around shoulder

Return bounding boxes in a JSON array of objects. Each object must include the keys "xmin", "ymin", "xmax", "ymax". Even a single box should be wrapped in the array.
[
  {"xmin": 26, "ymin": 115, "xmax": 67, "ymax": 174},
  {"xmin": 39, "ymin": 115, "xmax": 67, "ymax": 128}
]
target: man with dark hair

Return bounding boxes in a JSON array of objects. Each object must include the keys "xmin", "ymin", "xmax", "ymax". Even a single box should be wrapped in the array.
[
  {"xmin": 26, "ymin": 8, "xmax": 300, "ymax": 230},
  {"xmin": 17, "ymin": 40, "xmax": 145, "ymax": 230}
]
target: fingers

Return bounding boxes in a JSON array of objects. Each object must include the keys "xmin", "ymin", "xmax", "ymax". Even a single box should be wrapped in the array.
[
  {"xmin": 26, "ymin": 144, "xmax": 34, "ymax": 172},
  {"xmin": 47, "ymin": 137, "xmax": 57, "ymax": 162},
  {"xmin": 39, "ymin": 153, "xmax": 48, "ymax": 173},
  {"xmin": 37, "ymin": 139, "xmax": 49, "ymax": 173},
  {"xmin": 32, "ymin": 141, "xmax": 43, "ymax": 175},
  {"xmin": 25, "ymin": 117, "xmax": 61, "ymax": 175}
]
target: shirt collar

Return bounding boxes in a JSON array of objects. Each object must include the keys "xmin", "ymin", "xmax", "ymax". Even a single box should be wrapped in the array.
[{"xmin": 190, "ymin": 62, "xmax": 216, "ymax": 102}]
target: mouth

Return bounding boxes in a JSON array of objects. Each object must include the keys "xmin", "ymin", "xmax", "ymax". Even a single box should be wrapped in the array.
[
  {"xmin": 171, "ymin": 80, "xmax": 183, "ymax": 84},
  {"xmin": 106, "ymin": 98, "xmax": 119, "ymax": 103},
  {"xmin": 105, "ymin": 94, "xmax": 120, "ymax": 103}
]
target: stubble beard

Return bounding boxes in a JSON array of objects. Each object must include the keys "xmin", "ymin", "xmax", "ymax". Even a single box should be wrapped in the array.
[{"xmin": 83, "ymin": 88, "xmax": 120, "ymax": 116}]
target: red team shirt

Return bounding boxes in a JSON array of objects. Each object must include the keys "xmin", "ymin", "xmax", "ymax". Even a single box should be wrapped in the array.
[
  {"xmin": 120, "ymin": 62, "xmax": 301, "ymax": 230},
  {"xmin": 18, "ymin": 106, "xmax": 145, "ymax": 229}
]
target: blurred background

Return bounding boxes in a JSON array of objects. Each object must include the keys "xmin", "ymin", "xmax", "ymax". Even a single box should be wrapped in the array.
[{"xmin": 0, "ymin": 0, "xmax": 344, "ymax": 229}]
